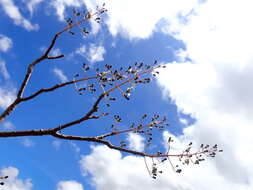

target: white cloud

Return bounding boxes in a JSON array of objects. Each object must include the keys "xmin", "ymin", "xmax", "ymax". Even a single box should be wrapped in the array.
[
  {"xmin": 52, "ymin": 68, "xmax": 68, "ymax": 83},
  {"xmin": 80, "ymin": 145, "xmax": 151, "ymax": 189},
  {"xmin": 51, "ymin": 0, "xmax": 81, "ymax": 21},
  {"xmin": 0, "ymin": 59, "xmax": 10, "ymax": 80},
  {"xmin": 0, "ymin": 87, "xmax": 16, "ymax": 109},
  {"xmin": 179, "ymin": 118, "xmax": 189, "ymax": 126},
  {"xmin": 0, "ymin": 167, "xmax": 33, "ymax": 190},
  {"xmin": 83, "ymin": 0, "xmax": 199, "ymax": 39},
  {"xmin": 75, "ymin": 45, "xmax": 86, "ymax": 56},
  {"xmin": 174, "ymin": 49, "xmax": 189, "ymax": 63},
  {"xmin": 87, "ymin": 44, "xmax": 105, "ymax": 63},
  {"xmin": 127, "ymin": 133, "xmax": 145, "ymax": 152},
  {"xmin": 26, "ymin": 0, "xmax": 43, "ymax": 15},
  {"xmin": 157, "ymin": 62, "xmax": 253, "ymax": 188},
  {"xmin": 79, "ymin": 0, "xmax": 253, "ymax": 189},
  {"xmin": 21, "ymin": 138, "xmax": 35, "ymax": 147},
  {"xmin": 50, "ymin": 0, "xmax": 194, "ymax": 39},
  {"xmin": 155, "ymin": 0, "xmax": 253, "ymax": 188},
  {"xmin": 81, "ymin": 145, "xmax": 243, "ymax": 190},
  {"xmin": 56, "ymin": 180, "xmax": 84, "ymax": 190},
  {"xmin": 88, "ymin": 19, "xmax": 101, "ymax": 35},
  {"xmin": 69, "ymin": 44, "xmax": 106, "ymax": 63},
  {"xmin": 68, "ymin": 44, "xmax": 85, "ymax": 60},
  {"xmin": 0, "ymin": 0, "xmax": 38, "ymax": 30},
  {"xmin": 0, "ymin": 34, "xmax": 12, "ymax": 52}
]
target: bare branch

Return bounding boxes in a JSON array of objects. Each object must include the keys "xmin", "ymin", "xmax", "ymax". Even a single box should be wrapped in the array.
[
  {"xmin": 51, "ymin": 132, "xmax": 218, "ymax": 159},
  {"xmin": 97, "ymin": 120, "xmax": 164, "ymax": 139},
  {"xmin": 0, "ymin": 76, "xmax": 99, "ymax": 122},
  {"xmin": 0, "ymin": 127, "xmax": 218, "ymax": 160},
  {"xmin": 51, "ymin": 93, "xmax": 105, "ymax": 132},
  {"xmin": 0, "ymin": 99, "xmax": 21, "ymax": 122},
  {"xmin": 0, "ymin": 10, "xmax": 104, "ymax": 122},
  {"xmin": 0, "ymin": 128, "xmax": 54, "ymax": 137},
  {"xmin": 59, "ymin": 68, "xmax": 156, "ymax": 130},
  {"xmin": 21, "ymin": 76, "xmax": 99, "ymax": 101},
  {"xmin": 51, "ymin": 132, "xmax": 147, "ymax": 156},
  {"xmin": 47, "ymin": 54, "xmax": 65, "ymax": 59}
]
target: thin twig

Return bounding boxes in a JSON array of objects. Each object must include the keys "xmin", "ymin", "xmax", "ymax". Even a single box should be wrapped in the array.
[
  {"xmin": 47, "ymin": 54, "xmax": 65, "ymax": 59},
  {"xmin": 21, "ymin": 76, "xmax": 99, "ymax": 101},
  {"xmin": 97, "ymin": 120, "xmax": 164, "ymax": 139}
]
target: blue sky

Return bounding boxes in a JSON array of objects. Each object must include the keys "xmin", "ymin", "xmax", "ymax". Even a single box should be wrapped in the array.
[{"xmin": 1, "ymin": 0, "xmax": 253, "ymax": 190}]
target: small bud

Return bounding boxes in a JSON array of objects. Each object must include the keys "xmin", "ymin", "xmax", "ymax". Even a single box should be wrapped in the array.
[{"xmin": 176, "ymin": 169, "xmax": 182, "ymax": 173}]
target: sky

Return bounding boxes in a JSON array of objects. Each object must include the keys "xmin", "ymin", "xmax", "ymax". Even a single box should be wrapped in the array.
[{"xmin": 0, "ymin": 0, "xmax": 253, "ymax": 190}]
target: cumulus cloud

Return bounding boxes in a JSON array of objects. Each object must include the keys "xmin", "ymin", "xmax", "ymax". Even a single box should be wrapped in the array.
[
  {"xmin": 79, "ymin": 0, "xmax": 253, "ymax": 189},
  {"xmin": 81, "ymin": 144, "xmax": 243, "ymax": 190},
  {"xmin": 83, "ymin": 0, "xmax": 199, "ymax": 39},
  {"xmin": 127, "ymin": 133, "xmax": 145, "ymax": 152},
  {"xmin": 52, "ymin": 68, "xmax": 68, "ymax": 83},
  {"xmin": 157, "ymin": 62, "xmax": 253, "ymax": 188},
  {"xmin": 0, "ymin": 87, "xmax": 16, "ymax": 109},
  {"xmin": 26, "ymin": 0, "xmax": 43, "ymax": 15},
  {"xmin": 80, "ymin": 145, "xmax": 151, "ymax": 190},
  {"xmin": 0, "ymin": 59, "xmax": 10, "ymax": 80},
  {"xmin": 70, "ymin": 43, "xmax": 105, "ymax": 63},
  {"xmin": 0, "ymin": 0, "xmax": 38, "ymax": 30},
  {"xmin": 68, "ymin": 44, "xmax": 85, "ymax": 60},
  {"xmin": 75, "ymin": 45, "xmax": 86, "ymax": 56},
  {"xmin": 179, "ymin": 118, "xmax": 189, "ymax": 126},
  {"xmin": 0, "ymin": 34, "xmax": 12, "ymax": 52},
  {"xmin": 51, "ymin": 0, "xmax": 81, "ymax": 21},
  {"xmin": 50, "ymin": 0, "xmax": 197, "ymax": 38},
  {"xmin": 155, "ymin": 0, "xmax": 253, "ymax": 188},
  {"xmin": 86, "ymin": 44, "xmax": 105, "ymax": 63},
  {"xmin": 56, "ymin": 180, "xmax": 84, "ymax": 190},
  {"xmin": 0, "ymin": 167, "xmax": 33, "ymax": 190}
]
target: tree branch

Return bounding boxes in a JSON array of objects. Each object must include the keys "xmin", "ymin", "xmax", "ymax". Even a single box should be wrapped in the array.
[
  {"xmin": 51, "ymin": 132, "xmax": 217, "ymax": 158},
  {"xmin": 21, "ymin": 76, "xmax": 99, "ymax": 101},
  {"xmin": 47, "ymin": 54, "xmax": 65, "ymax": 60},
  {"xmin": 52, "ymin": 132, "xmax": 147, "ymax": 156},
  {"xmin": 0, "ymin": 127, "xmax": 217, "ymax": 159},
  {"xmin": 0, "ymin": 128, "xmax": 54, "ymax": 137},
  {"xmin": 0, "ymin": 11, "xmax": 101, "ymax": 122},
  {"xmin": 52, "ymin": 68, "xmax": 156, "ymax": 132},
  {"xmin": 97, "ymin": 120, "xmax": 164, "ymax": 139}
]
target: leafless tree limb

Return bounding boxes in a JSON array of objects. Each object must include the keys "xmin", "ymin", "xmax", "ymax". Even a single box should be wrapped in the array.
[
  {"xmin": 52, "ymin": 132, "xmax": 218, "ymax": 158},
  {"xmin": 47, "ymin": 54, "xmax": 65, "ymax": 59},
  {"xmin": 21, "ymin": 76, "xmax": 99, "ymax": 101},
  {"xmin": 0, "ymin": 9, "xmax": 104, "ymax": 122},
  {"xmin": 97, "ymin": 120, "xmax": 164, "ymax": 139}
]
